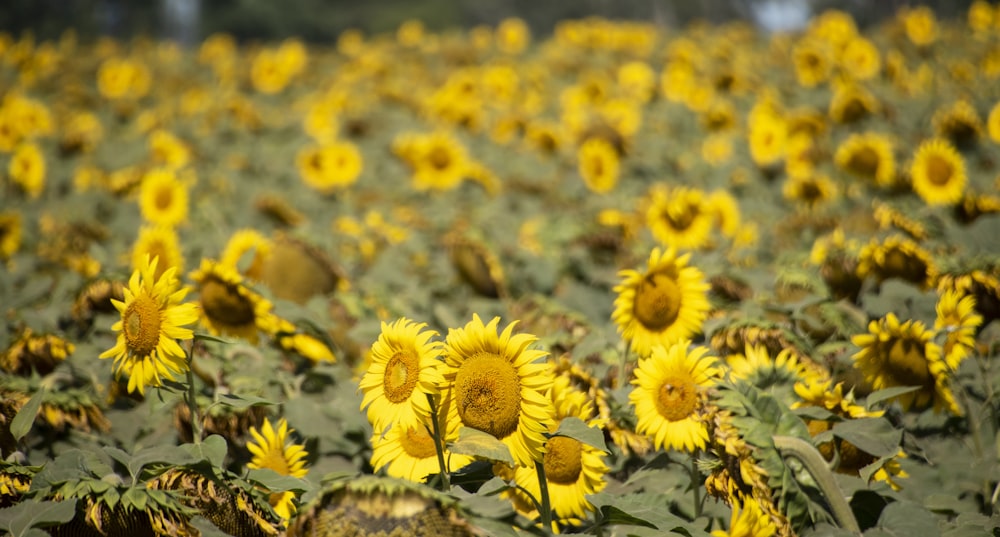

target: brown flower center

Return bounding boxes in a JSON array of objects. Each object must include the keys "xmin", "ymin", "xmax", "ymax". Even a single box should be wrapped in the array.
[
  {"xmin": 655, "ymin": 375, "xmax": 698, "ymax": 422},
  {"xmin": 847, "ymin": 146, "xmax": 880, "ymax": 178},
  {"xmin": 454, "ymin": 352, "xmax": 521, "ymax": 440},
  {"xmin": 544, "ymin": 435, "xmax": 583, "ymax": 485},
  {"xmin": 925, "ymin": 154, "xmax": 954, "ymax": 186},
  {"xmin": 123, "ymin": 293, "xmax": 161, "ymax": 357},
  {"xmin": 885, "ymin": 338, "xmax": 931, "ymax": 387},
  {"xmin": 200, "ymin": 277, "xmax": 256, "ymax": 327},
  {"xmin": 401, "ymin": 425, "xmax": 438, "ymax": 459},
  {"xmin": 154, "ymin": 184, "xmax": 174, "ymax": 210},
  {"xmin": 383, "ymin": 350, "xmax": 420, "ymax": 404},
  {"xmin": 634, "ymin": 271, "xmax": 682, "ymax": 331}
]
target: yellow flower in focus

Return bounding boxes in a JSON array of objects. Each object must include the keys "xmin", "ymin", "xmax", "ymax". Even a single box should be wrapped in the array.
[
  {"xmin": 612, "ymin": 247, "xmax": 711, "ymax": 357},
  {"xmin": 711, "ymin": 498, "xmax": 777, "ymax": 537},
  {"xmin": 8, "ymin": 142, "xmax": 45, "ymax": 198},
  {"xmin": 99, "ymin": 255, "xmax": 199, "ymax": 395},
  {"xmin": 630, "ymin": 341, "xmax": 720, "ymax": 452},
  {"xmin": 247, "ymin": 417, "xmax": 309, "ymax": 520},
  {"xmin": 139, "ymin": 168, "xmax": 189, "ymax": 227}
]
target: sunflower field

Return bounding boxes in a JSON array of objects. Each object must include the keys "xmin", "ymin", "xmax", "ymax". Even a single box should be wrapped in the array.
[{"xmin": 2, "ymin": 3, "xmax": 1000, "ymax": 536}]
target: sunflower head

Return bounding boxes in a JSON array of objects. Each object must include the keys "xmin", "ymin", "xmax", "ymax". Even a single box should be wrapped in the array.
[
  {"xmin": 445, "ymin": 232, "xmax": 506, "ymax": 299},
  {"xmin": 909, "ymin": 138, "xmax": 966, "ymax": 206},
  {"xmin": 834, "ymin": 132, "xmax": 897, "ymax": 187},
  {"xmin": 644, "ymin": 185, "xmax": 716, "ymax": 250},
  {"xmin": 150, "ymin": 467, "xmax": 282, "ymax": 536},
  {"xmin": 67, "ymin": 278, "xmax": 125, "ymax": 334},
  {"xmin": 856, "ymin": 235, "xmax": 937, "ymax": 290},
  {"xmin": 190, "ymin": 258, "xmax": 272, "ymax": 343},
  {"xmin": 933, "ymin": 100, "xmax": 982, "ymax": 148},
  {"xmin": 1, "ymin": 327, "xmax": 75, "ymax": 376},
  {"xmin": 258, "ymin": 233, "xmax": 346, "ymax": 304}
]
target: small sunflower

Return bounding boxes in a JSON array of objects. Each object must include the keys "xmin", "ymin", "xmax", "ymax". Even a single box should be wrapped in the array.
[
  {"xmin": 0, "ymin": 211, "xmax": 22, "ymax": 260},
  {"xmin": 834, "ymin": 132, "xmax": 896, "ymax": 187},
  {"xmin": 139, "ymin": 168, "xmax": 189, "ymax": 227},
  {"xmin": 747, "ymin": 112, "xmax": 787, "ymax": 168},
  {"xmin": 441, "ymin": 314, "xmax": 555, "ymax": 467},
  {"xmin": 219, "ymin": 228, "xmax": 273, "ymax": 281},
  {"xmin": 630, "ymin": 341, "xmax": 720, "ymax": 452},
  {"xmin": 99, "ymin": 254, "xmax": 199, "ymax": 395},
  {"xmin": 409, "ymin": 131, "xmax": 470, "ymax": 191},
  {"xmin": 902, "ymin": 6, "xmax": 938, "ymax": 47},
  {"xmin": 370, "ymin": 410, "xmax": 474, "ymax": 483},
  {"xmin": 8, "ymin": 142, "xmax": 45, "ymax": 199},
  {"xmin": 852, "ymin": 313, "xmax": 960, "ymax": 415},
  {"xmin": 132, "ymin": 225, "xmax": 184, "ymax": 279},
  {"xmin": 932, "ymin": 100, "xmax": 983, "ymax": 148},
  {"xmin": 711, "ymin": 498, "xmax": 777, "ymax": 537},
  {"xmin": 612, "ymin": 247, "xmax": 711, "ymax": 357},
  {"xmin": 792, "ymin": 38, "xmax": 833, "ymax": 88},
  {"xmin": 644, "ymin": 185, "xmax": 716, "ymax": 250},
  {"xmin": 828, "ymin": 83, "xmax": 879, "ymax": 124},
  {"xmin": 782, "ymin": 173, "xmax": 838, "ymax": 211},
  {"xmin": 247, "ymin": 417, "xmax": 309, "ymax": 521},
  {"xmin": 296, "ymin": 141, "xmax": 363, "ymax": 193},
  {"xmin": 190, "ymin": 258, "xmax": 273, "ymax": 344},
  {"xmin": 934, "ymin": 289, "xmax": 982, "ymax": 369},
  {"xmin": 838, "ymin": 36, "xmax": 881, "ymax": 81},
  {"xmin": 857, "ymin": 235, "xmax": 937, "ymax": 290},
  {"xmin": 577, "ymin": 137, "xmax": 619, "ymax": 194},
  {"xmin": 910, "ymin": 138, "xmax": 966, "ymax": 206},
  {"xmin": 707, "ymin": 190, "xmax": 741, "ymax": 239},
  {"xmin": 359, "ymin": 317, "xmax": 445, "ymax": 436},
  {"xmin": 725, "ymin": 344, "xmax": 825, "ymax": 396}
]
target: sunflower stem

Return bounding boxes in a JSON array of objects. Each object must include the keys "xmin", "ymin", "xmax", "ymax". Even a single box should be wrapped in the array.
[
  {"xmin": 772, "ymin": 435, "xmax": 860, "ymax": 534},
  {"xmin": 185, "ymin": 347, "xmax": 203, "ymax": 446},
  {"xmin": 535, "ymin": 459, "xmax": 553, "ymax": 533},
  {"xmin": 689, "ymin": 454, "xmax": 702, "ymax": 519},
  {"xmin": 618, "ymin": 340, "xmax": 632, "ymax": 390},
  {"xmin": 427, "ymin": 394, "xmax": 450, "ymax": 492}
]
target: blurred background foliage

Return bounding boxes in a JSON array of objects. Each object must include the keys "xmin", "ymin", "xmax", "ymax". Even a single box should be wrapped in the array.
[{"xmin": 0, "ymin": 0, "xmax": 982, "ymax": 44}]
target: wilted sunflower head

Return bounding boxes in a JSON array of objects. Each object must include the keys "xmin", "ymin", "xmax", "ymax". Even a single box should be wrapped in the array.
[
  {"xmin": 857, "ymin": 235, "xmax": 937, "ymax": 290},
  {"xmin": 258, "ymin": 233, "xmax": 346, "ymax": 305},
  {"xmin": 932, "ymin": 100, "xmax": 982, "ymax": 148},
  {"xmin": 287, "ymin": 475, "xmax": 479, "ymax": 537},
  {"xmin": 444, "ymin": 232, "xmax": 505, "ymax": 299},
  {"xmin": 150, "ymin": 467, "xmax": 281, "ymax": 537},
  {"xmin": 1, "ymin": 327, "xmax": 74, "ymax": 376}
]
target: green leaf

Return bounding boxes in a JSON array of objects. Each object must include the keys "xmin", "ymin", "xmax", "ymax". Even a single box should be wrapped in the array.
[
  {"xmin": 794, "ymin": 406, "xmax": 839, "ymax": 421},
  {"xmin": 448, "ymin": 427, "xmax": 514, "ymax": 466},
  {"xmin": 181, "ymin": 434, "xmax": 228, "ymax": 468},
  {"xmin": 122, "ymin": 487, "xmax": 147, "ymax": 512},
  {"xmin": 598, "ymin": 505, "xmax": 658, "ymax": 529},
  {"xmin": 127, "ymin": 445, "xmax": 196, "ymax": 480},
  {"xmin": 215, "ymin": 393, "xmax": 276, "ymax": 410},
  {"xmin": 552, "ymin": 417, "xmax": 608, "ymax": 452},
  {"xmin": 0, "ymin": 499, "xmax": 78, "ymax": 536},
  {"xmin": 867, "ymin": 501, "xmax": 939, "ymax": 537},
  {"xmin": 832, "ymin": 418, "xmax": 901, "ymax": 458},
  {"xmin": 588, "ymin": 492, "xmax": 708, "ymax": 535},
  {"xmin": 245, "ymin": 468, "xmax": 311, "ymax": 493},
  {"xmin": 194, "ymin": 332, "xmax": 231, "ymax": 344},
  {"xmin": 864, "ymin": 386, "xmax": 922, "ymax": 410},
  {"xmin": 10, "ymin": 388, "xmax": 46, "ymax": 442},
  {"xmin": 188, "ymin": 516, "xmax": 233, "ymax": 537}
]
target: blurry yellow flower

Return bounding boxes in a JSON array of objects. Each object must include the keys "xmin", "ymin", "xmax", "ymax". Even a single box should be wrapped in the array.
[
  {"xmin": 835, "ymin": 132, "xmax": 896, "ymax": 187},
  {"xmin": 148, "ymin": 129, "xmax": 191, "ymax": 170},
  {"xmin": 496, "ymin": 17, "xmax": 530, "ymax": 55},
  {"xmin": 577, "ymin": 138, "xmax": 619, "ymax": 194},
  {"xmin": 296, "ymin": 141, "xmax": 363, "ymax": 193},
  {"xmin": 60, "ymin": 111, "xmax": 103, "ymax": 154},
  {"xmin": 0, "ymin": 211, "xmax": 22, "ymax": 260},
  {"xmin": 792, "ymin": 39, "xmax": 833, "ymax": 88},
  {"xmin": 97, "ymin": 57, "xmax": 151, "ymax": 100},
  {"xmin": 839, "ymin": 36, "xmax": 881, "ymax": 81},
  {"xmin": 910, "ymin": 138, "xmax": 966, "ymax": 206},
  {"xmin": 747, "ymin": 112, "xmax": 787, "ymax": 168},
  {"xmin": 139, "ymin": 168, "xmax": 189, "ymax": 227},
  {"xmin": 8, "ymin": 142, "xmax": 45, "ymax": 198},
  {"xmin": 902, "ymin": 6, "xmax": 939, "ymax": 47},
  {"xmin": 132, "ymin": 225, "xmax": 184, "ymax": 279}
]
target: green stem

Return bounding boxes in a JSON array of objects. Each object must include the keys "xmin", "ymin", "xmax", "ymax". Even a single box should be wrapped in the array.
[
  {"xmin": 618, "ymin": 340, "xmax": 632, "ymax": 390},
  {"xmin": 772, "ymin": 435, "xmax": 860, "ymax": 534},
  {"xmin": 535, "ymin": 460, "xmax": 553, "ymax": 533},
  {"xmin": 427, "ymin": 394, "xmax": 450, "ymax": 492},
  {"xmin": 185, "ymin": 349, "xmax": 203, "ymax": 445},
  {"xmin": 689, "ymin": 454, "xmax": 702, "ymax": 519}
]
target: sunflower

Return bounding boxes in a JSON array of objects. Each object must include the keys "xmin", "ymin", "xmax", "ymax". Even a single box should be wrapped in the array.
[
  {"xmin": 707, "ymin": 189, "xmax": 741, "ymax": 239},
  {"xmin": 934, "ymin": 289, "xmax": 983, "ymax": 369},
  {"xmin": 296, "ymin": 141, "xmax": 363, "ymax": 193},
  {"xmin": 132, "ymin": 225, "xmax": 184, "ymax": 279},
  {"xmin": 932, "ymin": 100, "xmax": 982, "ymax": 148},
  {"xmin": 258, "ymin": 233, "xmax": 345, "ymax": 305},
  {"xmin": 782, "ymin": 173, "xmax": 838, "ymax": 211},
  {"xmin": 0, "ymin": 211, "xmax": 22, "ymax": 260},
  {"xmin": 937, "ymin": 269, "xmax": 1000, "ymax": 326},
  {"xmin": 148, "ymin": 129, "xmax": 191, "ymax": 170},
  {"xmin": 838, "ymin": 36, "xmax": 881, "ymax": 81},
  {"xmin": 612, "ymin": 247, "xmax": 711, "ymax": 358},
  {"xmin": 630, "ymin": 341, "xmax": 720, "ymax": 452},
  {"xmin": 644, "ymin": 185, "xmax": 716, "ymax": 250},
  {"xmin": 359, "ymin": 318, "xmax": 445, "ymax": 436},
  {"xmin": 910, "ymin": 138, "xmax": 966, "ymax": 205},
  {"xmin": 220, "ymin": 228, "xmax": 273, "ymax": 280},
  {"xmin": 747, "ymin": 112, "xmax": 787, "ymax": 168},
  {"xmin": 369, "ymin": 409, "xmax": 474, "ymax": 483},
  {"xmin": 711, "ymin": 498, "xmax": 777, "ymax": 537},
  {"xmin": 441, "ymin": 314, "xmax": 555, "ymax": 467},
  {"xmin": 139, "ymin": 168, "xmax": 189, "ymax": 227},
  {"xmin": 834, "ymin": 132, "xmax": 896, "ymax": 187},
  {"xmin": 247, "ymin": 417, "xmax": 309, "ymax": 521},
  {"xmin": 852, "ymin": 313, "xmax": 960, "ymax": 415},
  {"xmin": 189, "ymin": 258, "xmax": 273, "ymax": 344},
  {"xmin": 828, "ymin": 82, "xmax": 879, "ymax": 124},
  {"xmin": 872, "ymin": 201, "xmax": 928, "ymax": 240},
  {"xmin": 792, "ymin": 38, "xmax": 832, "ymax": 88},
  {"xmin": 725, "ymin": 344, "xmax": 824, "ymax": 397},
  {"xmin": 577, "ymin": 137, "xmax": 619, "ymax": 194},
  {"xmin": 409, "ymin": 131, "xmax": 470, "ymax": 191},
  {"xmin": 857, "ymin": 234, "xmax": 937, "ymax": 290},
  {"xmin": 701, "ymin": 133, "xmax": 733, "ymax": 166},
  {"xmin": 99, "ymin": 254, "xmax": 199, "ymax": 395},
  {"xmin": 8, "ymin": 142, "xmax": 45, "ymax": 198},
  {"xmin": 902, "ymin": 6, "xmax": 938, "ymax": 47},
  {"xmin": 988, "ymin": 101, "xmax": 1000, "ymax": 145}
]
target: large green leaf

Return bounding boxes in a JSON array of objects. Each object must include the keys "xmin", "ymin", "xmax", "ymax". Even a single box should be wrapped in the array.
[
  {"xmin": 0, "ymin": 499, "xmax": 78, "ymax": 537},
  {"xmin": 448, "ymin": 427, "xmax": 514, "ymax": 466},
  {"xmin": 246, "ymin": 468, "xmax": 311, "ymax": 493},
  {"xmin": 552, "ymin": 416, "xmax": 608, "ymax": 452},
  {"xmin": 864, "ymin": 501, "xmax": 940, "ymax": 537},
  {"xmin": 832, "ymin": 418, "xmax": 901, "ymax": 458},
  {"xmin": 10, "ymin": 388, "xmax": 45, "ymax": 442}
]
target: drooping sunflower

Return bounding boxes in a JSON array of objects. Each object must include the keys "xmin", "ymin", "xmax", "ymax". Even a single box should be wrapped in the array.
[
  {"xmin": 247, "ymin": 417, "xmax": 309, "ymax": 521},
  {"xmin": 99, "ymin": 254, "xmax": 199, "ymax": 395},
  {"xmin": 909, "ymin": 138, "xmax": 966, "ymax": 206},
  {"xmin": 258, "ymin": 233, "xmax": 346, "ymax": 305},
  {"xmin": 0, "ymin": 211, "xmax": 22, "ymax": 260},
  {"xmin": 506, "ymin": 376, "xmax": 609, "ymax": 524},
  {"xmin": 577, "ymin": 137, "xmax": 619, "ymax": 194},
  {"xmin": 834, "ymin": 132, "xmax": 896, "ymax": 187},
  {"xmin": 369, "ymin": 408, "xmax": 474, "ymax": 483},
  {"xmin": 441, "ymin": 314, "xmax": 555, "ymax": 467},
  {"xmin": 139, "ymin": 168, "xmax": 189, "ymax": 227},
  {"xmin": 359, "ymin": 317, "xmax": 445, "ymax": 436},
  {"xmin": 132, "ymin": 225, "xmax": 184, "ymax": 279},
  {"xmin": 8, "ymin": 142, "xmax": 45, "ymax": 199},
  {"xmin": 872, "ymin": 200, "xmax": 928, "ymax": 240},
  {"xmin": 644, "ymin": 185, "xmax": 716, "ymax": 250},
  {"xmin": 189, "ymin": 258, "xmax": 273, "ymax": 344},
  {"xmin": 725, "ymin": 344, "xmax": 825, "ymax": 398},
  {"xmin": 851, "ymin": 313, "xmax": 960, "ymax": 415},
  {"xmin": 934, "ymin": 289, "xmax": 983, "ymax": 369},
  {"xmin": 612, "ymin": 247, "xmax": 711, "ymax": 358},
  {"xmin": 630, "ymin": 341, "xmax": 720, "ymax": 452},
  {"xmin": 856, "ymin": 234, "xmax": 937, "ymax": 290},
  {"xmin": 932, "ymin": 100, "xmax": 983, "ymax": 148}
]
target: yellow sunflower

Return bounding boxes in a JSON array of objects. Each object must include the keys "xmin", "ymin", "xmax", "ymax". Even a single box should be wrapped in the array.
[
  {"xmin": 747, "ymin": 112, "xmax": 787, "ymax": 168},
  {"xmin": 828, "ymin": 82, "xmax": 879, "ymax": 124},
  {"xmin": 644, "ymin": 185, "xmax": 716, "ymax": 250},
  {"xmin": 139, "ymin": 168, "xmax": 189, "ymax": 227},
  {"xmin": 359, "ymin": 317, "xmax": 445, "ymax": 436},
  {"xmin": 838, "ymin": 36, "xmax": 881, "ymax": 81},
  {"xmin": 612, "ymin": 247, "xmax": 711, "ymax": 358},
  {"xmin": 902, "ymin": 6, "xmax": 938, "ymax": 47},
  {"xmin": 782, "ymin": 173, "xmax": 838, "ymax": 211},
  {"xmin": 792, "ymin": 38, "xmax": 833, "ymax": 88},
  {"xmin": 938, "ymin": 269, "xmax": 1000, "ymax": 327},
  {"xmin": 132, "ymin": 225, "xmax": 184, "ymax": 280},
  {"xmin": 441, "ymin": 314, "xmax": 555, "ymax": 467},
  {"xmin": 8, "ymin": 142, "xmax": 45, "ymax": 199},
  {"xmin": 409, "ymin": 131, "xmax": 470, "ymax": 191},
  {"xmin": 0, "ymin": 211, "xmax": 22, "ymax": 260},
  {"xmin": 507, "ymin": 376, "xmax": 609, "ymax": 524},
  {"xmin": 726, "ymin": 344, "xmax": 825, "ymax": 394},
  {"xmin": 577, "ymin": 138, "xmax": 619, "ymax": 194},
  {"xmin": 852, "ymin": 313, "xmax": 960, "ymax": 415},
  {"xmin": 988, "ymin": 101, "xmax": 1000, "ymax": 145},
  {"xmin": 219, "ymin": 228, "xmax": 273, "ymax": 281},
  {"xmin": 934, "ymin": 289, "xmax": 982, "ymax": 369},
  {"xmin": 189, "ymin": 258, "xmax": 273, "ymax": 344},
  {"xmin": 369, "ymin": 408, "xmax": 474, "ymax": 483},
  {"xmin": 932, "ymin": 100, "xmax": 982, "ymax": 147},
  {"xmin": 910, "ymin": 138, "xmax": 966, "ymax": 206},
  {"xmin": 99, "ymin": 254, "xmax": 199, "ymax": 395},
  {"xmin": 707, "ymin": 190, "xmax": 741, "ymax": 239},
  {"xmin": 296, "ymin": 141, "xmax": 363, "ymax": 193},
  {"xmin": 857, "ymin": 235, "xmax": 937, "ymax": 290},
  {"xmin": 630, "ymin": 341, "xmax": 720, "ymax": 452},
  {"xmin": 834, "ymin": 132, "xmax": 896, "ymax": 187},
  {"xmin": 247, "ymin": 417, "xmax": 309, "ymax": 521},
  {"xmin": 148, "ymin": 129, "xmax": 191, "ymax": 170},
  {"xmin": 711, "ymin": 498, "xmax": 777, "ymax": 537}
]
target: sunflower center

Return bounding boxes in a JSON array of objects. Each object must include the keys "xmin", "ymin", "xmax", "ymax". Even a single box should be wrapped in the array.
[
  {"xmin": 401, "ymin": 426, "xmax": 438, "ymax": 459},
  {"xmin": 154, "ymin": 185, "xmax": 174, "ymax": 210},
  {"xmin": 123, "ymin": 293, "xmax": 161, "ymax": 357},
  {"xmin": 589, "ymin": 154, "xmax": 605, "ymax": 177},
  {"xmin": 800, "ymin": 179, "xmax": 823, "ymax": 201},
  {"xmin": 885, "ymin": 338, "xmax": 930, "ymax": 387},
  {"xmin": 925, "ymin": 154, "xmax": 954, "ymax": 186},
  {"xmin": 200, "ymin": 278, "xmax": 256, "ymax": 326},
  {"xmin": 384, "ymin": 350, "xmax": 420, "ymax": 404},
  {"xmin": 428, "ymin": 146, "xmax": 452, "ymax": 171},
  {"xmin": 848, "ymin": 146, "xmax": 879, "ymax": 178},
  {"xmin": 454, "ymin": 352, "xmax": 521, "ymax": 440},
  {"xmin": 664, "ymin": 200, "xmax": 698, "ymax": 230},
  {"xmin": 543, "ymin": 435, "xmax": 583, "ymax": 485},
  {"xmin": 881, "ymin": 248, "xmax": 927, "ymax": 284},
  {"xmin": 655, "ymin": 375, "xmax": 698, "ymax": 422},
  {"xmin": 634, "ymin": 271, "xmax": 682, "ymax": 331}
]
